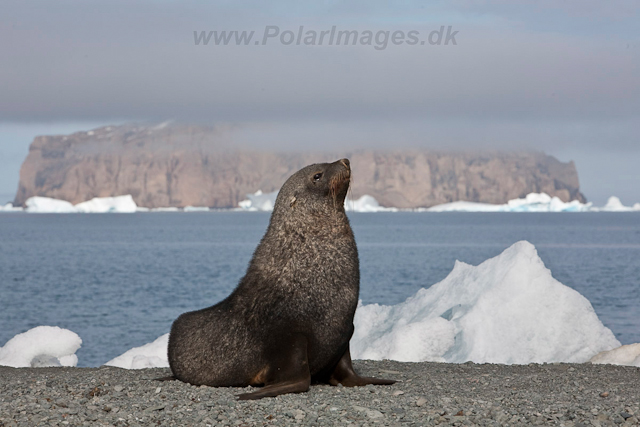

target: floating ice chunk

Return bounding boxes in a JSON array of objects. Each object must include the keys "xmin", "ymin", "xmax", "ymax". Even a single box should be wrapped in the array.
[
  {"xmin": 105, "ymin": 334, "xmax": 169, "ymax": 369},
  {"xmin": 345, "ymin": 195, "xmax": 398, "ymax": 212},
  {"xmin": 0, "ymin": 202, "xmax": 23, "ymax": 212},
  {"xmin": 601, "ymin": 196, "xmax": 627, "ymax": 211},
  {"xmin": 591, "ymin": 196, "xmax": 640, "ymax": 212},
  {"xmin": 0, "ymin": 326, "xmax": 82, "ymax": 368},
  {"xmin": 184, "ymin": 206, "xmax": 210, "ymax": 212},
  {"xmin": 590, "ymin": 343, "xmax": 640, "ymax": 367},
  {"xmin": 238, "ymin": 190, "xmax": 278, "ymax": 211},
  {"xmin": 74, "ymin": 195, "xmax": 137, "ymax": 213},
  {"xmin": 25, "ymin": 195, "xmax": 137, "ymax": 213},
  {"xmin": 151, "ymin": 207, "xmax": 180, "ymax": 212},
  {"xmin": 26, "ymin": 197, "xmax": 77, "ymax": 213},
  {"xmin": 426, "ymin": 200, "xmax": 504, "ymax": 212},
  {"xmin": 238, "ymin": 191, "xmax": 395, "ymax": 212},
  {"xmin": 427, "ymin": 193, "xmax": 592, "ymax": 212},
  {"xmin": 352, "ymin": 241, "xmax": 620, "ymax": 364}
]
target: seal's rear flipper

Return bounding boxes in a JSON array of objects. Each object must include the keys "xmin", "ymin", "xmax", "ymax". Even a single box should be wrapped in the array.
[
  {"xmin": 237, "ymin": 334, "xmax": 311, "ymax": 400},
  {"xmin": 328, "ymin": 346, "xmax": 396, "ymax": 387},
  {"xmin": 154, "ymin": 375, "xmax": 177, "ymax": 381},
  {"xmin": 237, "ymin": 378, "xmax": 311, "ymax": 400}
]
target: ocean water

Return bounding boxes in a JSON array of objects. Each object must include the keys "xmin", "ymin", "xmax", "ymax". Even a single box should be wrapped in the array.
[{"xmin": 0, "ymin": 212, "xmax": 639, "ymax": 367}]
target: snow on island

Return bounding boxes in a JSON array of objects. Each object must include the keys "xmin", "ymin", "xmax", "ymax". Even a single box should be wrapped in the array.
[{"xmin": 6, "ymin": 241, "xmax": 633, "ymax": 370}]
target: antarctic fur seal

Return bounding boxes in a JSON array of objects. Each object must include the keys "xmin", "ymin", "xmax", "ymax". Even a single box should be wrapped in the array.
[{"xmin": 167, "ymin": 158, "xmax": 394, "ymax": 400}]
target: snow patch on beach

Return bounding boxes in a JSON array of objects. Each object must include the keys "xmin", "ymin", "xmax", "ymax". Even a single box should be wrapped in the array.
[
  {"xmin": 104, "ymin": 241, "xmax": 625, "ymax": 369},
  {"xmin": 351, "ymin": 241, "xmax": 621, "ymax": 364},
  {"xmin": 105, "ymin": 334, "xmax": 169, "ymax": 369},
  {"xmin": 3, "ymin": 244, "xmax": 633, "ymax": 368},
  {"xmin": 0, "ymin": 326, "xmax": 82, "ymax": 368},
  {"xmin": 590, "ymin": 343, "xmax": 640, "ymax": 367}
]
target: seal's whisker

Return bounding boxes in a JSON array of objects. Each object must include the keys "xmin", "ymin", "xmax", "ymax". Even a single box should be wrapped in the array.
[{"xmin": 347, "ymin": 174, "xmax": 354, "ymax": 211}]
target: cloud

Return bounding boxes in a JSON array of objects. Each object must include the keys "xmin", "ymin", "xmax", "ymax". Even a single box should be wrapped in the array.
[{"xmin": 2, "ymin": 2, "xmax": 638, "ymax": 128}]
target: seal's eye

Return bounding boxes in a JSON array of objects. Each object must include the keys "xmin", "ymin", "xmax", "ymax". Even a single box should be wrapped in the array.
[{"xmin": 313, "ymin": 173, "xmax": 323, "ymax": 182}]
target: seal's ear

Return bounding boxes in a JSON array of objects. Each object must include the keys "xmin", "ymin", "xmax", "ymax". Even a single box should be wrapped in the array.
[{"xmin": 289, "ymin": 195, "xmax": 297, "ymax": 208}]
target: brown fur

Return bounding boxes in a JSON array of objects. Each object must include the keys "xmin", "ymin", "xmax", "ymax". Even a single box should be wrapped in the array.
[{"xmin": 167, "ymin": 158, "xmax": 394, "ymax": 398}]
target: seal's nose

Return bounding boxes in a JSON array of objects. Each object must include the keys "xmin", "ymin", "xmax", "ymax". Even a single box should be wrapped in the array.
[{"xmin": 340, "ymin": 158, "xmax": 350, "ymax": 170}]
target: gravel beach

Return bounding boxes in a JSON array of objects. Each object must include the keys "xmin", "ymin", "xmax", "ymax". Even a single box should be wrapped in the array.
[{"xmin": 1, "ymin": 361, "xmax": 638, "ymax": 426}]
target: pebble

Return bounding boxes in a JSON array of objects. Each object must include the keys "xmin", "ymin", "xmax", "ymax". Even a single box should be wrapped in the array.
[
  {"xmin": 0, "ymin": 361, "xmax": 639, "ymax": 426},
  {"xmin": 416, "ymin": 397, "xmax": 428, "ymax": 407}
]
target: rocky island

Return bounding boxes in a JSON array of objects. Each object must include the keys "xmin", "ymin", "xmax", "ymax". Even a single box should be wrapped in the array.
[{"xmin": 14, "ymin": 123, "xmax": 586, "ymax": 209}]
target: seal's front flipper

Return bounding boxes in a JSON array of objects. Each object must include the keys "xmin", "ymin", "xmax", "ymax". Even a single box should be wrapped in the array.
[
  {"xmin": 237, "ymin": 334, "xmax": 311, "ymax": 400},
  {"xmin": 328, "ymin": 346, "xmax": 395, "ymax": 387}
]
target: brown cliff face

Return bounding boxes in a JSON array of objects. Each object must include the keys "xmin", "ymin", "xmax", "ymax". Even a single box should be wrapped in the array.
[{"xmin": 14, "ymin": 123, "xmax": 586, "ymax": 208}]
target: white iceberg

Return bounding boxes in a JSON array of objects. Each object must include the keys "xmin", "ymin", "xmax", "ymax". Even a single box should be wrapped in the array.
[
  {"xmin": 424, "ymin": 200, "xmax": 504, "ymax": 213},
  {"xmin": 24, "ymin": 195, "xmax": 138, "ymax": 213},
  {"xmin": 427, "ymin": 193, "xmax": 592, "ymax": 212},
  {"xmin": 74, "ymin": 195, "xmax": 137, "ymax": 213},
  {"xmin": 238, "ymin": 190, "xmax": 278, "ymax": 211},
  {"xmin": 345, "ymin": 195, "xmax": 398, "ymax": 212},
  {"xmin": 590, "ymin": 343, "xmax": 640, "ymax": 367},
  {"xmin": 151, "ymin": 207, "xmax": 180, "ymax": 212},
  {"xmin": 238, "ymin": 190, "xmax": 395, "ymax": 213},
  {"xmin": 351, "ymin": 241, "xmax": 620, "ymax": 364},
  {"xmin": 0, "ymin": 326, "xmax": 82, "ymax": 368},
  {"xmin": 591, "ymin": 196, "xmax": 640, "ymax": 212},
  {"xmin": 105, "ymin": 334, "xmax": 169, "ymax": 369},
  {"xmin": 26, "ymin": 197, "xmax": 77, "ymax": 213},
  {"xmin": 108, "ymin": 241, "xmax": 624, "ymax": 369},
  {"xmin": 0, "ymin": 202, "xmax": 23, "ymax": 212},
  {"xmin": 184, "ymin": 206, "xmax": 210, "ymax": 212}
]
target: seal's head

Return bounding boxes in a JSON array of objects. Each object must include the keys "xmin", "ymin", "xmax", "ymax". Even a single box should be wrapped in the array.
[{"xmin": 273, "ymin": 158, "xmax": 351, "ymax": 217}]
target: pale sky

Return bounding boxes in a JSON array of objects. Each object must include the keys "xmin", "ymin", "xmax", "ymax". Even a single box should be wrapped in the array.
[{"xmin": 1, "ymin": 1, "xmax": 639, "ymax": 205}]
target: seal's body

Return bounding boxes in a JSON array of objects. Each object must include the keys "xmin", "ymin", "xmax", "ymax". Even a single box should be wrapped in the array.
[{"xmin": 168, "ymin": 159, "xmax": 394, "ymax": 399}]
